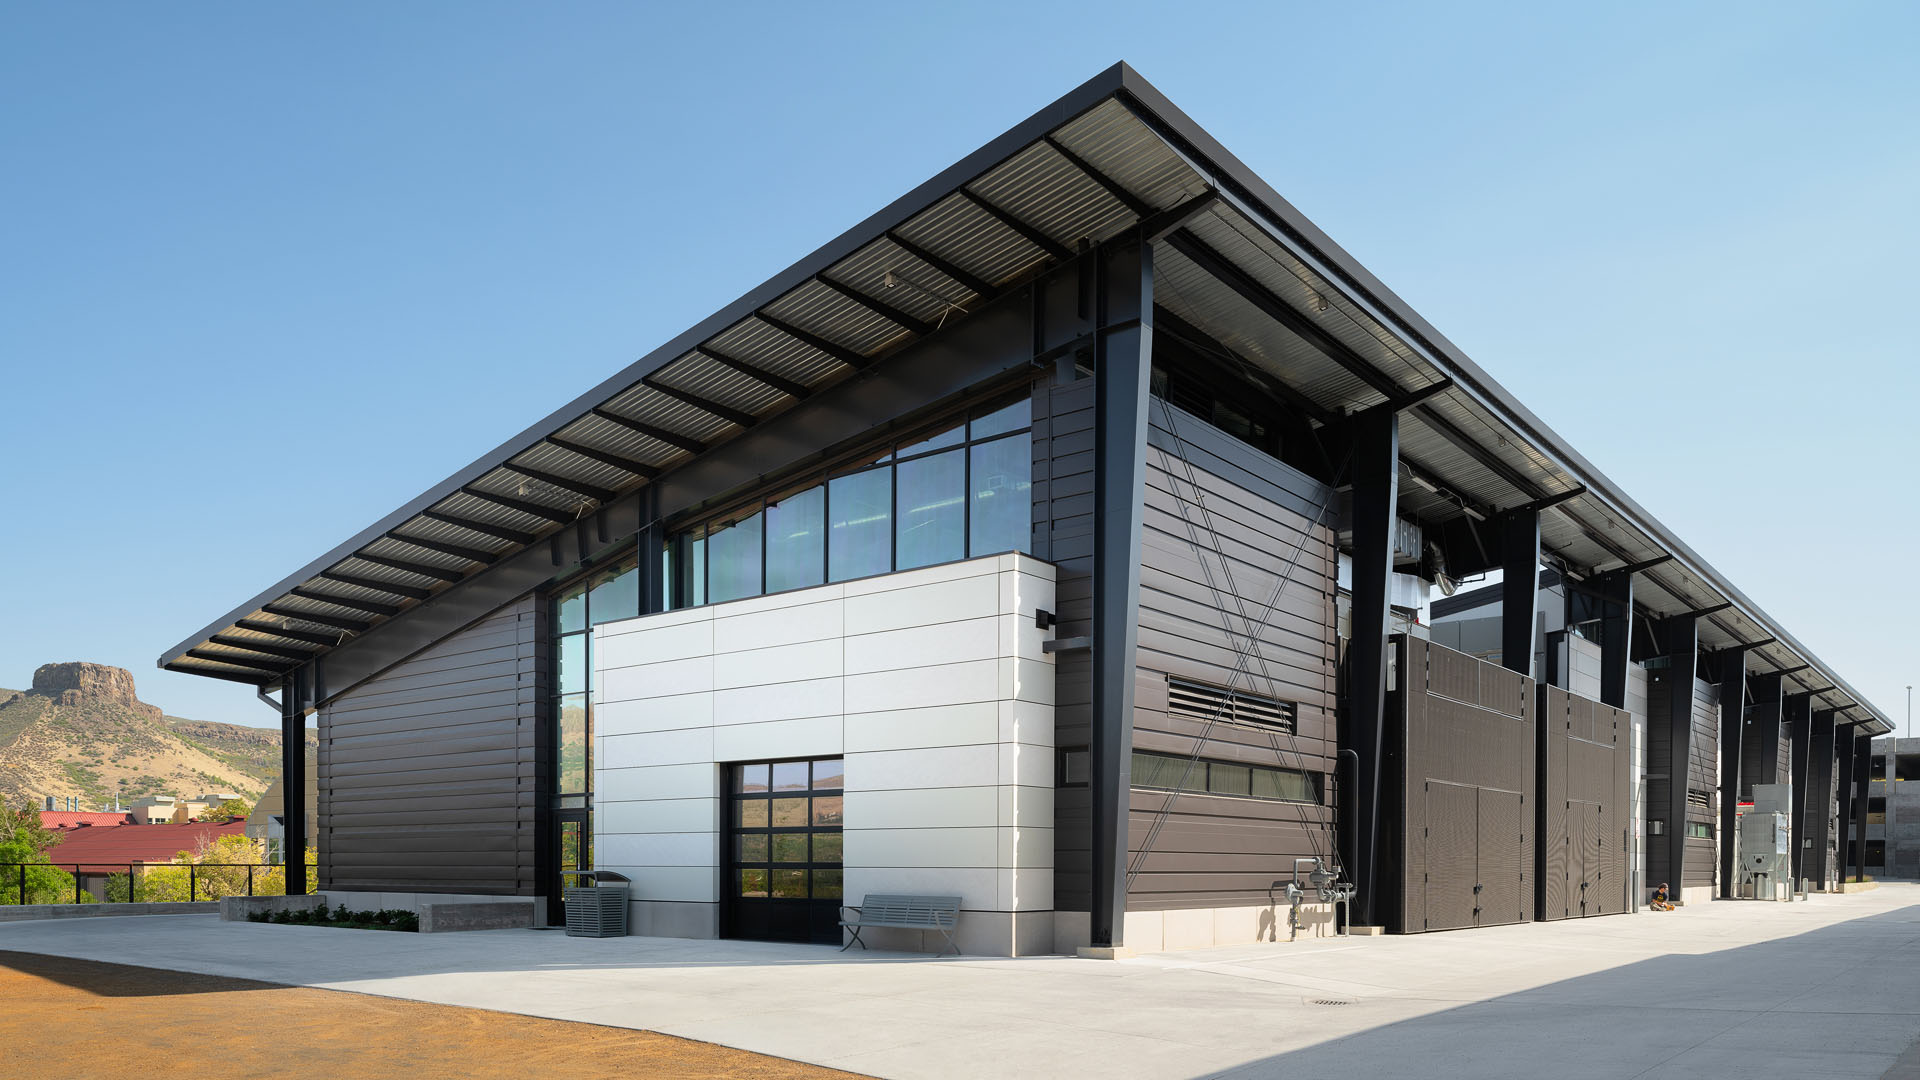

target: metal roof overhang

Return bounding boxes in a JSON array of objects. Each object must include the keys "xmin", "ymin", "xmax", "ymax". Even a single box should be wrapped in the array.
[{"xmin": 157, "ymin": 63, "xmax": 1889, "ymax": 736}]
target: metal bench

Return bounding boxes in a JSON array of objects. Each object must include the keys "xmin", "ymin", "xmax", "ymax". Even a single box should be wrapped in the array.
[{"xmin": 839, "ymin": 894, "xmax": 962, "ymax": 955}]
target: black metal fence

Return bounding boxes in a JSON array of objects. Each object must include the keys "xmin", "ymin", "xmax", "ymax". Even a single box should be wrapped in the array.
[{"xmin": 1, "ymin": 862, "xmax": 311, "ymax": 906}]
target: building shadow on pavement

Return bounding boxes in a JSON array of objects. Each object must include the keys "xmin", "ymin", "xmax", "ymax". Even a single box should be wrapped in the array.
[{"xmin": 1201, "ymin": 905, "xmax": 1920, "ymax": 1080}]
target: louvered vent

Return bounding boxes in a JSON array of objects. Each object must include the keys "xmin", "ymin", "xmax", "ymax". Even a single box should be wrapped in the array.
[
  {"xmin": 1686, "ymin": 789, "xmax": 1712, "ymax": 809},
  {"xmin": 1167, "ymin": 677, "xmax": 1297, "ymax": 733}
]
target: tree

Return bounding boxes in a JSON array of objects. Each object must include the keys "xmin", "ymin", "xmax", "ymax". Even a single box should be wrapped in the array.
[
  {"xmin": 211, "ymin": 798, "xmax": 251, "ymax": 821},
  {"xmin": 1, "ymin": 800, "xmax": 85, "ymax": 905}
]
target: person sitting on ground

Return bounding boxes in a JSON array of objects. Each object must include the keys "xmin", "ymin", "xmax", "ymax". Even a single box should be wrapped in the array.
[{"xmin": 1651, "ymin": 882, "xmax": 1674, "ymax": 911}]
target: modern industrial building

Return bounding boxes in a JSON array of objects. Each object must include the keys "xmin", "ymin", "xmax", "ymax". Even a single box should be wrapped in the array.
[
  {"xmin": 1868, "ymin": 736, "xmax": 1920, "ymax": 878},
  {"xmin": 158, "ymin": 64, "xmax": 1889, "ymax": 954}
]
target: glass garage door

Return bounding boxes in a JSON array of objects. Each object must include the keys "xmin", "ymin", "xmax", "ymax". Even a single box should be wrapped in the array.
[{"xmin": 725, "ymin": 758, "xmax": 845, "ymax": 944}]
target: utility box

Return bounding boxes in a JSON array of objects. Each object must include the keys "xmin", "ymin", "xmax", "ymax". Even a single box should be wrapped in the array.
[{"xmin": 1739, "ymin": 784, "xmax": 1793, "ymax": 901}]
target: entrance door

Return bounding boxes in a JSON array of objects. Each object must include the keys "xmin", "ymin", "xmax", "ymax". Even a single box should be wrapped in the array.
[
  {"xmin": 550, "ymin": 809, "xmax": 588, "ymax": 926},
  {"xmin": 1425, "ymin": 782, "xmax": 1479, "ymax": 931},
  {"xmin": 725, "ymin": 758, "xmax": 845, "ymax": 944}
]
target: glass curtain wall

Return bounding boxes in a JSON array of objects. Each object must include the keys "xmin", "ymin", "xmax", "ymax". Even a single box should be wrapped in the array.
[
  {"xmin": 549, "ymin": 551, "xmax": 640, "ymax": 911},
  {"xmin": 666, "ymin": 396, "xmax": 1032, "ymax": 609}
]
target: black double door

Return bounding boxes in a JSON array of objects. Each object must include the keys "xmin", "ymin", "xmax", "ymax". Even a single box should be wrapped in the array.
[{"xmin": 725, "ymin": 758, "xmax": 845, "ymax": 944}]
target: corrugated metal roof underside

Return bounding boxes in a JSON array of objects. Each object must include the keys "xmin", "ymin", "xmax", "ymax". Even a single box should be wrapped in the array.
[{"xmin": 160, "ymin": 78, "xmax": 1885, "ymax": 733}]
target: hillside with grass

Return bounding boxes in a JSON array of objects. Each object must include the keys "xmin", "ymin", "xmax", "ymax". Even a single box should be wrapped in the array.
[{"xmin": 0, "ymin": 662, "xmax": 315, "ymax": 809}]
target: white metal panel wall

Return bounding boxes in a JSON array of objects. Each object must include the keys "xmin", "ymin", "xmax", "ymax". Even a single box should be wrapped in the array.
[{"xmin": 592, "ymin": 553, "xmax": 1057, "ymax": 948}]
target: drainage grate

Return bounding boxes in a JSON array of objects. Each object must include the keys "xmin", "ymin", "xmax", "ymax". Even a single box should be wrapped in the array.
[{"xmin": 1308, "ymin": 998, "xmax": 1353, "ymax": 1006}]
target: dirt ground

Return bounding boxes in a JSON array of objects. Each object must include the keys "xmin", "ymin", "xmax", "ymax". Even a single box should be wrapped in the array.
[{"xmin": 0, "ymin": 949, "xmax": 869, "ymax": 1080}]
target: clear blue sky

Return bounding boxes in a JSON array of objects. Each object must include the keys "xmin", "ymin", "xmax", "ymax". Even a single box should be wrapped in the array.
[{"xmin": 2, "ymin": 3, "xmax": 1913, "ymax": 731}]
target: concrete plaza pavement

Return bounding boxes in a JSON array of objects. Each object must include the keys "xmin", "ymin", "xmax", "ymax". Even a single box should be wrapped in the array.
[{"xmin": 4, "ymin": 885, "xmax": 1918, "ymax": 1079}]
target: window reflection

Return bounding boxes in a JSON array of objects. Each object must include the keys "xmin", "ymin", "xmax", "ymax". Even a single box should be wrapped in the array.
[
  {"xmin": 765, "ymin": 486, "xmax": 825, "ymax": 593},
  {"xmin": 706, "ymin": 513, "xmax": 762, "ymax": 603},
  {"xmin": 896, "ymin": 449, "xmax": 965, "ymax": 570},
  {"xmin": 670, "ymin": 393, "xmax": 1031, "ymax": 607},
  {"xmin": 828, "ymin": 467, "xmax": 892, "ymax": 582}
]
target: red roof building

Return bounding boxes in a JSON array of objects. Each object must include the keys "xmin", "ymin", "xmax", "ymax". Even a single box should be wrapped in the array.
[
  {"xmin": 40, "ymin": 810, "xmax": 134, "ymax": 831},
  {"xmin": 43, "ymin": 820, "xmax": 248, "ymax": 873}
]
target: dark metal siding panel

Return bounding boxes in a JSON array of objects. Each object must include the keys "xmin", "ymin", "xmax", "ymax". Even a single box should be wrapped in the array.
[
  {"xmin": 1541, "ymin": 686, "xmax": 1569, "ymax": 920},
  {"xmin": 1393, "ymin": 636, "xmax": 1534, "ymax": 932},
  {"xmin": 1539, "ymin": 683, "xmax": 1629, "ymax": 919},
  {"xmin": 1425, "ymin": 782, "xmax": 1478, "ymax": 930},
  {"xmin": 1041, "ymin": 375, "xmax": 1097, "ymax": 913},
  {"xmin": 1684, "ymin": 680, "xmax": 1719, "ymax": 891},
  {"xmin": 1124, "ymin": 405, "xmax": 1338, "ymax": 912},
  {"xmin": 1645, "ymin": 674, "xmax": 1674, "ymax": 888},
  {"xmin": 317, "ymin": 596, "xmax": 539, "ymax": 895}
]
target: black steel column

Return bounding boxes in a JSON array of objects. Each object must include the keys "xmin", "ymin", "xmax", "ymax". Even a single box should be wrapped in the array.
[
  {"xmin": 1594, "ymin": 570, "xmax": 1633, "ymax": 710},
  {"xmin": 1744, "ymin": 674, "xmax": 1785, "ymax": 794},
  {"xmin": 638, "ymin": 486, "xmax": 665, "ymax": 616},
  {"xmin": 1089, "ymin": 239, "xmax": 1151, "ymax": 950},
  {"xmin": 279, "ymin": 675, "xmax": 308, "ymax": 895},
  {"xmin": 1716, "ymin": 646, "xmax": 1747, "ymax": 899},
  {"xmin": 1344, "ymin": 406, "xmax": 1400, "ymax": 929},
  {"xmin": 1834, "ymin": 724, "xmax": 1856, "ymax": 884},
  {"xmin": 1653, "ymin": 616, "xmax": 1696, "ymax": 898},
  {"xmin": 1786, "ymin": 693, "xmax": 1811, "ymax": 888},
  {"xmin": 1853, "ymin": 733, "xmax": 1871, "ymax": 882},
  {"xmin": 1809, "ymin": 711, "xmax": 1838, "ymax": 889},
  {"xmin": 1499, "ymin": 509, "xmax": 1539, "ymax": 678}
]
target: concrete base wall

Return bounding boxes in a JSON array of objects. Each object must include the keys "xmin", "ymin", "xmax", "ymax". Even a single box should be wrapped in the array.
[
  {"xmin": 630, "ymin": 899, "xmax": 717, "ymax": 939},
  {"xmin": 0, "ymin": 901, "xmax": 218, "ymax": 922},
  {"xmin": 1120, "ymin": 902, "xmax": 1339, "ymax": 952},
  {"xmin": 220, "ymin": 893, "xmax": 324, "ymax": 921},
  {"xmin": 419, "ymin": 900, "xmax": 534, "ymax": 933}
]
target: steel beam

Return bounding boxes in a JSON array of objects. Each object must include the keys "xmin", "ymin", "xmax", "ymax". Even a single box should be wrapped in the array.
[
  {"xmin": 755, "ymin": 313, "xmax": 875, "ymax": 373},
  {"xmin": 882, "ymin": 229, "xmax": 995, "ymax": 298},
  {"xmin": 349, "ymin": 552, "xmax": 464, "ymax": 584},
  {"xmin": 1089, "ymin": 239, "xmax": 1153, "ymax": 951},
  {"xmin": 814, "ymin": 275, "xmax": 938, "ymax": 338},
  {"xmin": 286, "ymin": 588, "xmax": 400, "ymax": 618},
  {"xmin": 185, "ymin": 649, "xmax": 293, "ymax": 675},
  {"xmin": 1786, "ymin": 693, "xmax": 1812, "ymax": 888},
  {"xmin": 235, "ymin": 619, "xmax": 343, "ymax": 648},
  {"xmin": 280, "ymin": 679, "xmax": 308, "ymax": 896},
  {"xmin": 316, "ymin": 571, "xmax": 432, "ymax": 601},
  {"xmin": 420, "ymin": 509, "xmax": 538, "ymax": 547},
  {"xmin": 384, "ymin": 531, "xmax": 498, "ymax": 565},
  {"xmin": 1717, "ymin": 647, "xmax": 1749, "ymax": 898},
  {"xmin": 1499, "ymin": 508, "xmax": 1540, "ymax": 678},
  {"xmin": 959, "ymin": 187, "xmax": 1075, "ymax": 262},
  {"xmin": 165, "ymin": 663, "xmax": 273, "ymax": 686},
  {"xmin": 691, "ymin": 345, "xmax": 813, "ymax": 401},
  {"xmin": 499, "ymin": 462, "xmax": 619, "ymax": 504},
  {"xmin": 1045, "ymin": 134, "xmax": 1155, "ymax": 217},
  {"xmin": 589, "ymin": 407, "xmax": 709, "ymax": 456},
  {"xmin": 1164, "ymin": 229, "xmax": 1406, "ymax": 402},
  {"xmin": 458, "ymin": 485, "xmax": 580, "ymax": 525},
  {"xmin": 1344, "ymin": 405, "xmax": 1400, "ymax": 929},
  {"xmin": 208, "ymin": 635, "xmax": 319, "ymax": 662},
  {"xmin": 545, "ymin": 436, "xmax": 663, "ymax": 480},
  {"xmin": 637, "ymin": 376, "xmax": 761, "ymax": 429},
  {"xmin": 261, "ymin": 604, "xmax": 369, "ymax": 634},
  {"xmin": 1515, "ymin": 486, "xmax": 1588, "ymax": 515}
]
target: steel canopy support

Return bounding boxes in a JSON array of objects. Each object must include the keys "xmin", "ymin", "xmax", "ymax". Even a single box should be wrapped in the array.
[
  {"xmin": 1652, "ymin": 615, "xmax": 1698, "ymax": 898},
  {"xmin": 279, "ymin": 677, "xmax": 308, "ymax": 896},
  {"xmin": 1853, "ymin": 734, "xmax": 1871, "ymax": 882},
  {"xmin": 1498, "ymin": 508, "xmax": 1539, "ymax": 678},
  {"xmin": 1834, "ymin": 724, "xmax": 1856, "ymax": 884},
  {"xmin": 1343, "ymin": 406, "xmax": 1400, "ymax": 930},
  {"xmin": 1786, "ymin": 693, "xmax": 1812, "ymax": 888},
  {"xmin": 1593, "ymin": 569, "xmax": 1633, "ymax": 709},
  {"xmin": 1717, "ymin": 646, "xmax": 1749, "ymax": 899},
  {"xmin": 1809, "ymin": 711, "xmax": 1838, "ymax": 889},
  {"xmin": 1089, "ymin": 239, "xmax": 1152, "ymax": 952}
]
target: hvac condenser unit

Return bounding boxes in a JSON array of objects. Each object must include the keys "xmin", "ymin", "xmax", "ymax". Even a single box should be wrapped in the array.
[{"xmin": 1740, "ymin": 783, "xmax": 1794, "ymax": 901}]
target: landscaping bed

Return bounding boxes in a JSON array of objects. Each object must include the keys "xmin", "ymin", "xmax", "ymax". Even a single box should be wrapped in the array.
[{"xmin": 248, "ymin": 903, "xmax": 419, "ymax": 932}]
